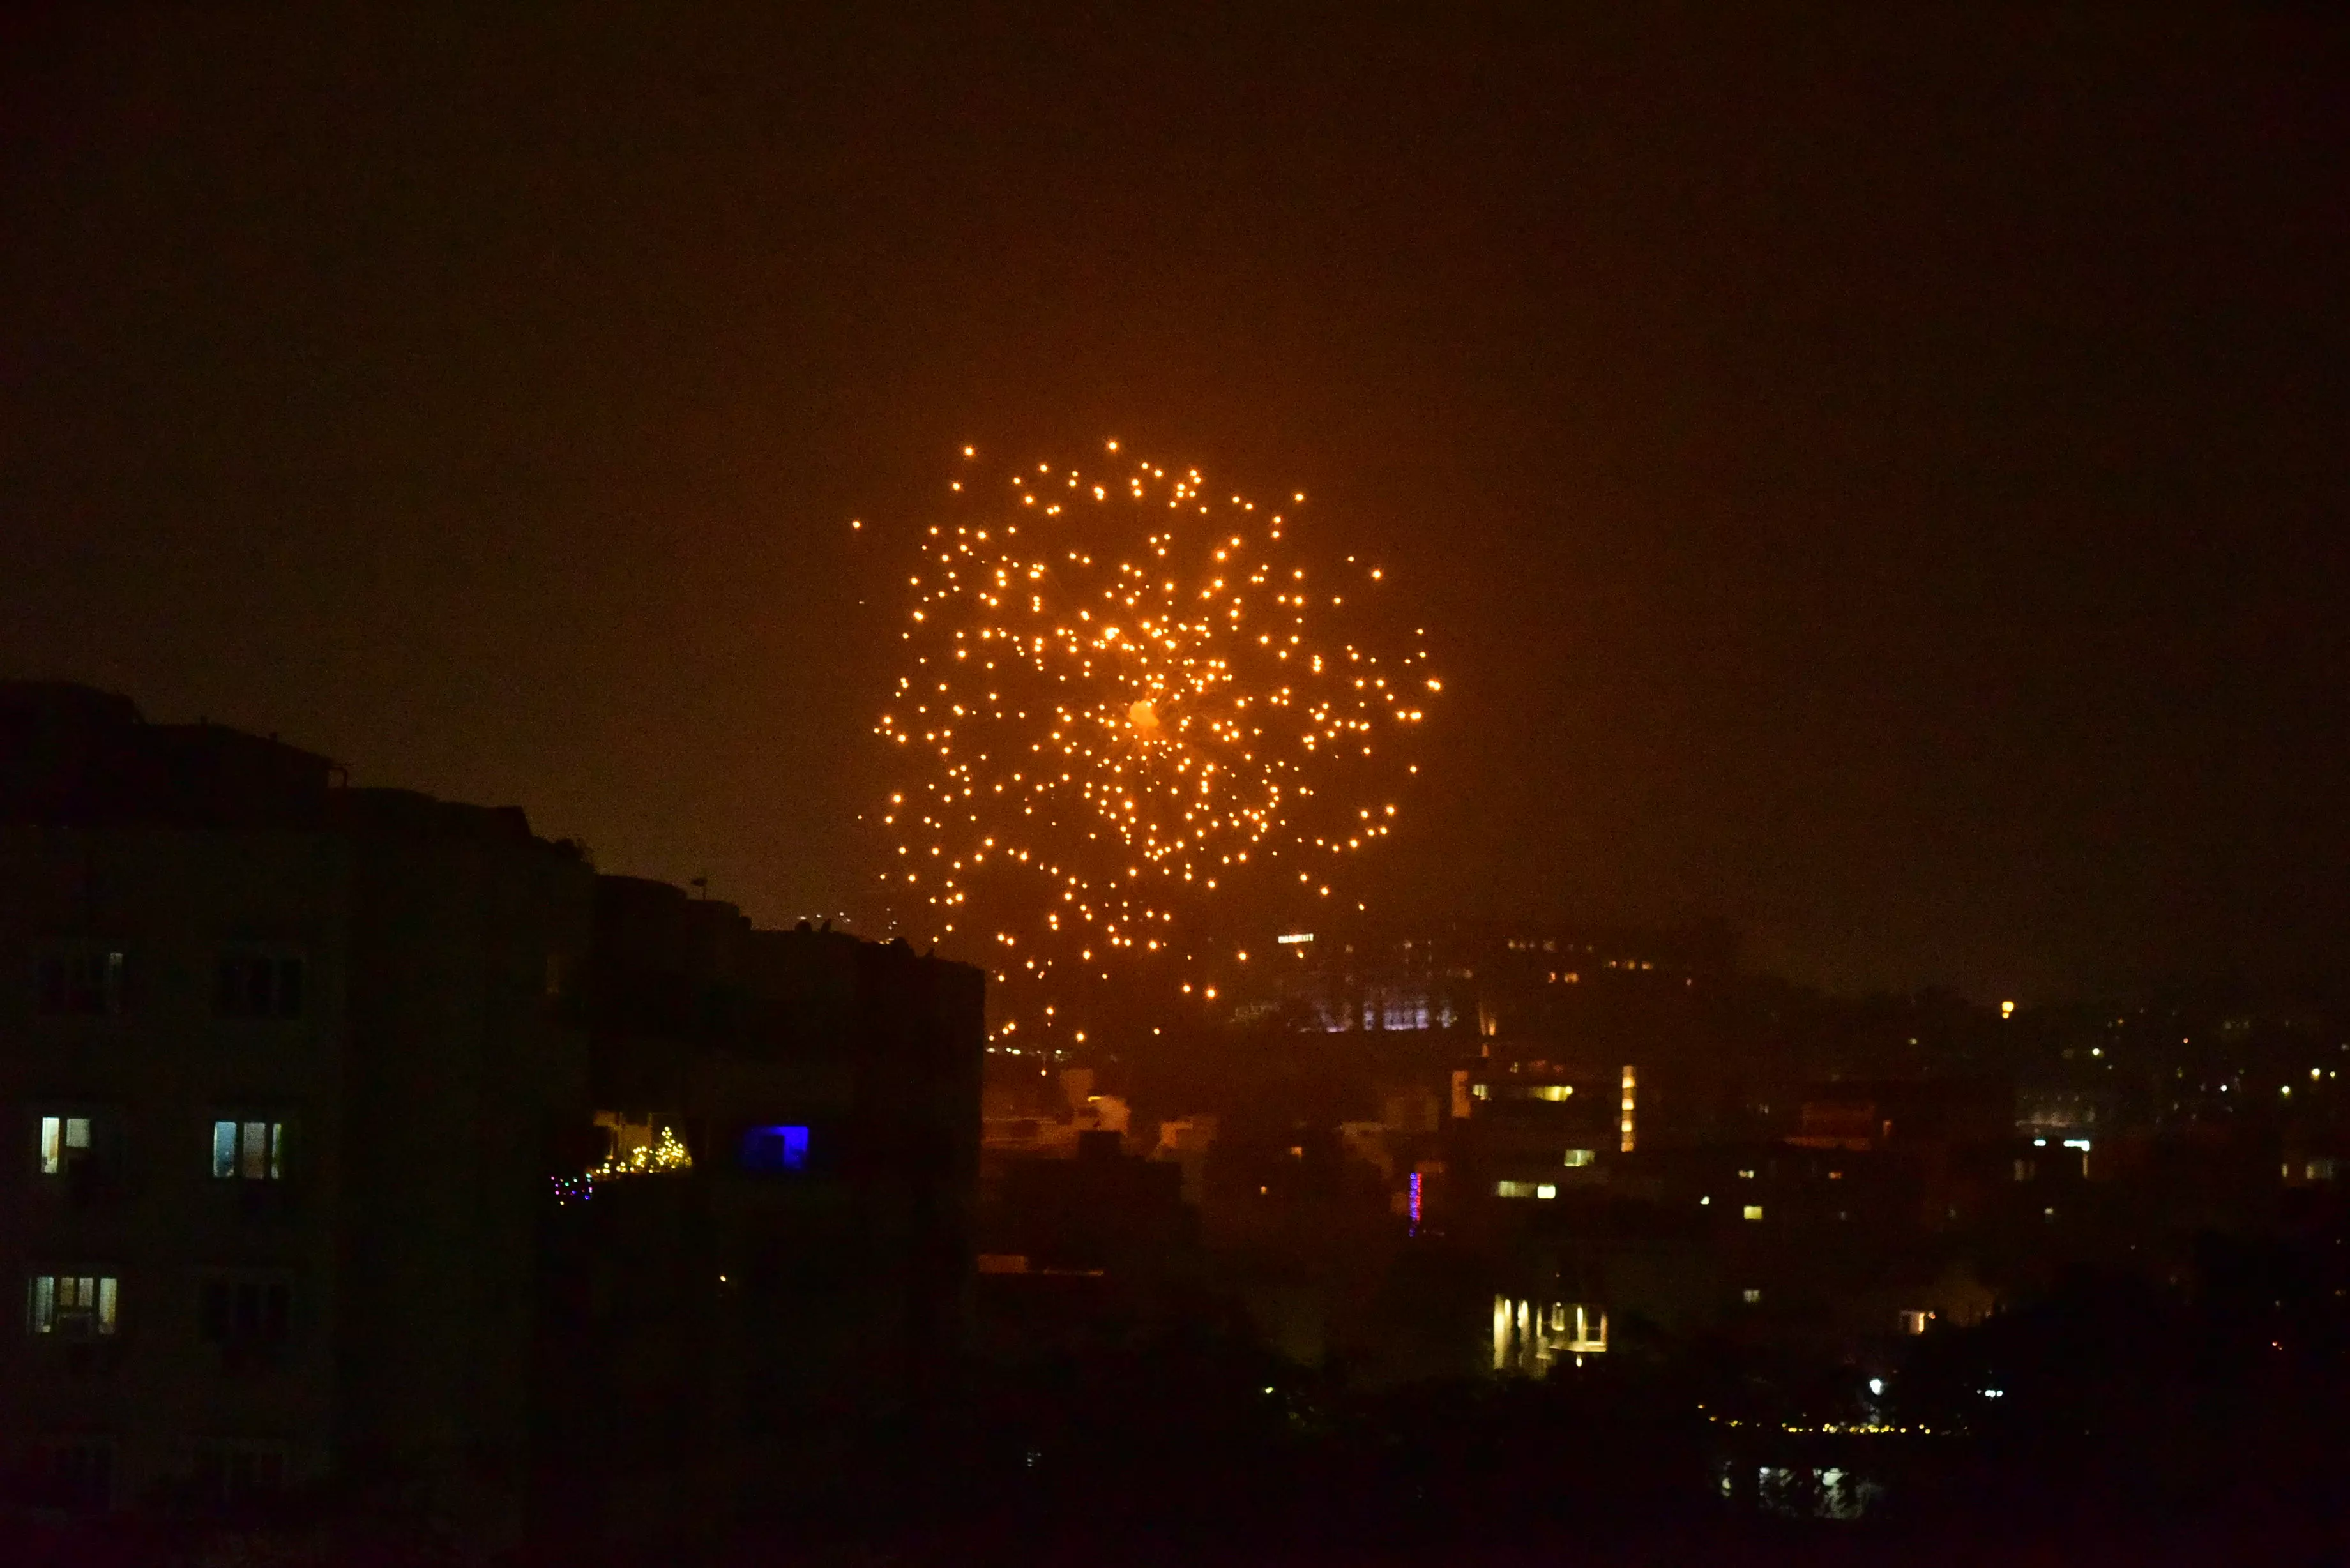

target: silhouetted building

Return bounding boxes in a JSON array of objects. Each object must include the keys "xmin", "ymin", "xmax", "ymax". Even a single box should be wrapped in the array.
[
  {"xmin": 539, "ymin": 875, "xmax": 982, "ymax": 1543},
  {"xmin": 0, "ymin": 682, "xmax": 592, "ymax": 1532},
  {"xmin": 0, "ymin": 684, "xmax": 985, "ymax": 1549}
]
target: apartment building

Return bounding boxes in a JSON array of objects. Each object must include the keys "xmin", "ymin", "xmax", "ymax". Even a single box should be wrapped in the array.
[{"xmin": 0, "ymin": 683, "xmax": 985, "ymax": 1548}]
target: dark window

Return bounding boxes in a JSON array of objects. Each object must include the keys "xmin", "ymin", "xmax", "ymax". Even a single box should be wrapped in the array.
[
  {"xmin": 213, "ymin": 955, "xmax": 303, "ymax": 1020},
  {"xmin": 35, "ymin": 1438, "xmax": 114, "ymax": 1511},
  {"xmin": 201, "ymin": 1279, "xmax": 291, "ymax": 1345},
  {"xmin": 34, "ymin": 951, "xmax": 125, "ymax": 1016},
  {"xmin": 739, "ymin": 1125, "xmax": 810, "ymax": 1173},
  {"xmin": 194, "ymin": 1445, "xmax": 285, "ymax": 1509}
]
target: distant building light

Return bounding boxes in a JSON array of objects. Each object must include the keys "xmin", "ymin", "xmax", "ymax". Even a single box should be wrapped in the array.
[
  {"xmin": 1699, "ymin": 1195, "xmax": 1711, "ymax": 1206},
  {"xmin": 1741, "ymin": 1288, "xmax": 1761, "ymax": 1304},
  {"xmin": 1496, "ymin": 1180, "xmax": 1540, "ymax": 1198},
  {"xmin": 1277, "ymin": 933, "xmax": 1314, "ymax": 945},
  {"xmin": 2000, "ymin": 1000, "xmax": 2015, "ymax": 1018},
  {"xmin": 1899, "ymin": 1309, "xmax": 1932, "ymax": 1334},
  {"xmin": 1868, "ymin": 1377, "xmax": 1885, "ymax": 1396},
  {"xmin": 1561, "ymin": 1149, "xmax": 1595, "ymax": 1167},
  {"xmin": 1742, "ymin": 1205, "xmax": 1764, "ymax": 1222},
  {"xmin": 2062, "ymin": 1138, "xmax": 2091, "ymax": 1150},
  {"xmin": 1536, "ymin": 1184, "xmax": 1558, "ymax": 1200}
]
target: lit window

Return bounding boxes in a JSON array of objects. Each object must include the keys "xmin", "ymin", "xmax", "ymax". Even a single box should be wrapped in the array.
[
  {"xmin": 1737, "ymin": 1168, "xmax": 1755, "ymax": 1180},
  {"xmin": 1741, "ymin": 1205, "xmax": 1764, "ymax": 1222},
  {"xmin": 211, "ymin": 1122, "xmax": 284, "ymax": 1181},
  {"xmin": 34, "ymin": 951, "xmax": 126, "ymax": 1017},
  {"xmin": 1742, "ymin": 1288, "xmax": 1761, "ymax": 1304},
  {"xmin": 1494, "ymin": 1180, "xmax": 1540, "ymax": 1199},
  {"xmin": 38, "ymin": 1117, "xmax": 92, "ymax": 1176},
  {"xmin": 1525, "ymin": 1085, "xmax": 1573, "ymax": 1102},
  {"xmin": 739, "ymin": 1125, "xmax": 810, "ymax": 1173},
  {"xmin": 1561, "ymin": 1149, "xmax": 1595, "ymax": 1167},
  {"xmin": 213, "ymin": 954, "xmax": 304, "ymax": 1020},
  {"xmin": 27, "ymin": 1274, "xmax": 118, "ymax": 1337},
  {"xmin": 1536, "ymin": 1184, "xmax": 1558, "ymax": 1200},
  {"xmin": 1899, "ymin": 1309, "xmax": 1930, "ymax": 1334}
]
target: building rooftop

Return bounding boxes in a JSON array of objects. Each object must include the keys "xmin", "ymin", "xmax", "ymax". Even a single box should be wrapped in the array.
[{"xmin": 0, "ymin": 681, "xmax": 562, "ymax": 847}]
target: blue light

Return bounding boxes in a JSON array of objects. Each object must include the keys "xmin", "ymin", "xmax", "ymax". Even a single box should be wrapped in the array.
[{"xmin": 740, "ymin": 1124, "xmax": 810, "ymax": 1173}]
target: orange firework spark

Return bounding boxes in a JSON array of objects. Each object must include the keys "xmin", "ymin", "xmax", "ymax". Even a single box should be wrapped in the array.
[{"xmin": 874, "ymin": 442, "xmax": 1437, "ymax": 1046}]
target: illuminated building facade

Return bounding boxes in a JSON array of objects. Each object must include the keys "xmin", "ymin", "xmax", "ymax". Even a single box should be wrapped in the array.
[
  {"xmin": 1231, "ymin": 921, "xmax": 1731, "ymax": 1043},
  {"xmin": 1490, "ymin": 1295, "xmax": 1608, "ymax": 1373}
]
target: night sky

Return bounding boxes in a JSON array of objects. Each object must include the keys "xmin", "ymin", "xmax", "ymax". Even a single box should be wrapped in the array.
[{"xmin": 4, "ymin": 6, "xmax": 2344, "ymax": 1002}]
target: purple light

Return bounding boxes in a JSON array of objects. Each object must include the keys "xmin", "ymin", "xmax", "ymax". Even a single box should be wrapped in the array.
[{"xmin": 1408, "ymin": 1170, "xmax": 1422, "ymax": 1233}]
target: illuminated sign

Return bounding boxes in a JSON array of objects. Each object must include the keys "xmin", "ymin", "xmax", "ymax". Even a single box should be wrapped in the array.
[{"xmin": 1277, "ymin": 933, "xmax": 1314, "ymax": 944}]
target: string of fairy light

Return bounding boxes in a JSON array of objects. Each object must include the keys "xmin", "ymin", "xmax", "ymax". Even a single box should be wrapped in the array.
[
  {"xmin": 549, "ymin": 1124, "xmax": 692, "ymax": 1205},
  {"xmin": 874, "ymin": 441, "xmax": 1437, "ymax": 1049}
]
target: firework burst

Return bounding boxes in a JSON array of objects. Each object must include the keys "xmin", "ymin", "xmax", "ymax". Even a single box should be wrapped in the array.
[{"xmin": 874, "ymin": 442, "xmax": 1436, "ymax": 1048}]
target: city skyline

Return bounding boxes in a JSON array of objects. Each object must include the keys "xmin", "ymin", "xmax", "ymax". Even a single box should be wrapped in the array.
[{"xmin": 4, "ymin": 7, "xmax": 2345, "ymax": 1555}]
